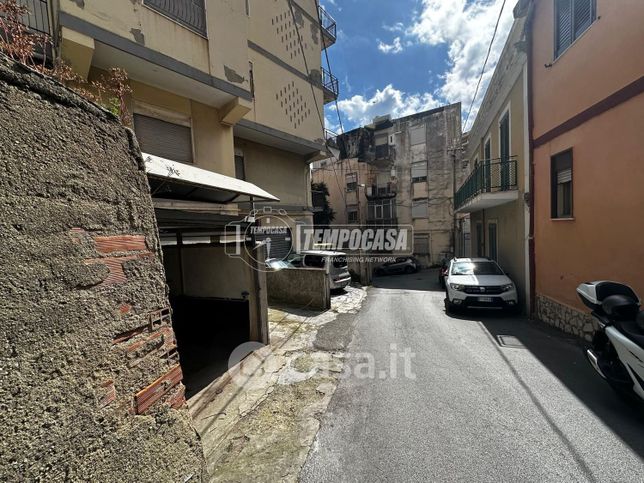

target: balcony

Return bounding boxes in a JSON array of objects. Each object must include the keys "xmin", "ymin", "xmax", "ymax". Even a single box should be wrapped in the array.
[
  {"xmin": 318, "ymin": 5, "xmax": 337, "ymax": 48},
  {"xmin": 143, "ymin": 0, "xmax": 207, "ymax": 37},
  {"xmin": 366, "ymin": 218, "xmax": 398, "ymax": 227},
  {"xmin": 322, "ymin": 67, "xmax": 339, "ymax": 104},
  {"xmin": 455, "ymin": 157, "xmax": 519, "ymax": 213},
  {"xmin": 366, "ymin": 183, "xmax": 396, "ymax": 199}
]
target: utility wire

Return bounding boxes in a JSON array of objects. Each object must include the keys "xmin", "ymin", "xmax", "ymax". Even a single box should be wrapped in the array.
[{"xmin": 463, "ymin": 0, "xmax": 507, "ymax": 131}]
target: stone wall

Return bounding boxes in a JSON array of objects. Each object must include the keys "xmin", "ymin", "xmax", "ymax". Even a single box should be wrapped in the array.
[
  {"xmin": 535, "ymin": 294, "xmax": 598, "ymax": 341},
  {"xmin": 0, "ymin": 57, "xmax": 205, "ymax": 481},
  {"xmin": 267, "ymin": 268, "xmax": 331, "ymax": 311}
]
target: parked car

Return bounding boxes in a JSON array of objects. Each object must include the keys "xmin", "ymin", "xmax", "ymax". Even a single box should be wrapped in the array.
[
  {"xmin": 374, "ymin": 256, "xmax": 420, "ymax": 276},
  {"xmin": 265, "ymin": 258, "xmax": 295, "ymax": 270},
  {"xmin": 287, "ymin": 251, "xmax": 351, "ymax": 290},
  {"xmin": 444, "ymin": 258, "xmax": 519, "ymax": 313}
]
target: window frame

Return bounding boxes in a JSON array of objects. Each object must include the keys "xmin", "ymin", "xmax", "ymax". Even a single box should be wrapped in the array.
[
  {"xmin": 345, "ymin": 172, "xmax": 358, "ymax": 192},
  {"xmin": 411, "ymin": 160, "xmax": 428, "ymax": 183},
  {"xmin": 554, "ymin": 0, "xmax": 597, "ymax": 60},
  {"xmin": 550, "ymin": 148, "xmax": 574, "ymax": 219}
]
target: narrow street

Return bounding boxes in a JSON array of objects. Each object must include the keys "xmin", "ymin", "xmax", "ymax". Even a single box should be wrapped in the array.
[{"xmin": 301, "ymin": 270, "xmax": 644, "ymax": 482}]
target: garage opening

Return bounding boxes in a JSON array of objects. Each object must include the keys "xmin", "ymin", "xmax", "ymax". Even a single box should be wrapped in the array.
[
  {"xmin": 142, "ymin": 153, "xmax": 275, "ymax": 399},
  {"xmin": 160, "ymin": 231, "xmax": 259, "ymax": 399}
]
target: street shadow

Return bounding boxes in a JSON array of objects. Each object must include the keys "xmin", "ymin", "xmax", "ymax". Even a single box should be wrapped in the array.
[
  {"xmin": 371, "ymin": 268, "xmax": 444, "ymax": 292},
  {"xmin": 471, "ymin": 311, "xmax": 644, "ymax": 460}
]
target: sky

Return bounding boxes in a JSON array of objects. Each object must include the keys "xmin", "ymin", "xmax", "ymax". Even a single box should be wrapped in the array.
[{"xmin": 320, "ymin": 0, "xmax": 515, "ymax": 133}]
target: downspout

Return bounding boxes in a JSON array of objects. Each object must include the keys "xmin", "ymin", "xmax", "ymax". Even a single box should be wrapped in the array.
[{"xmin": 527, "ymin": 2, "xmax": 537, "ymax": 318}]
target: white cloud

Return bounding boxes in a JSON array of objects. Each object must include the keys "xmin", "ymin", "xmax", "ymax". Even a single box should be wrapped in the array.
[
  {"xmin": 383, "ymin": 22, "xmax": 405, "ymax": 33},
  {"xmin": 407, "ymin": 0, "xmax": 514, "ymax": 129},
  {"xmin": 335, "ymin": 84, "xmax": 441, "ymax": 127},
  {"xmin": 377, "ymin": 37, "xmax": 404, "ymax": 54}
]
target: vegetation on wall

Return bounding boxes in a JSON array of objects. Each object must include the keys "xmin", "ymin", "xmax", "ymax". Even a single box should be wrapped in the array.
[{"xmin": 0, "ymin": 0, "xmax": 132, "ymax": 125}]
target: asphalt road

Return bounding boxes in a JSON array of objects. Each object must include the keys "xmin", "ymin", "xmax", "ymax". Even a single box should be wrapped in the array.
[{"xmin": 301, "ymin": 269, "xmax": 644, "ymax": 482}]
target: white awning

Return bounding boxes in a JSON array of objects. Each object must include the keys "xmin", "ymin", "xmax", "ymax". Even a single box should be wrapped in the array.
[{"xmin": 143, "ymin": 153, "xmax": 279, "ymax": 203}]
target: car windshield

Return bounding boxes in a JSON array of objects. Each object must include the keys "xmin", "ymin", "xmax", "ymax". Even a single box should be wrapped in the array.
[
  {"xmin": 451, "ymin": 261, "xmax": 504, "ymax": 276},
  {"xmin": 333, "ymin": 256, "xmax": 347, "ymax": 268}
]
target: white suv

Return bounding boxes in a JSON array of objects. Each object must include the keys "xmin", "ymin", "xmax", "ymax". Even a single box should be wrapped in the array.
[{"xmin": 444, "ymin": 258, "xmax": 519, "ymax": 313}]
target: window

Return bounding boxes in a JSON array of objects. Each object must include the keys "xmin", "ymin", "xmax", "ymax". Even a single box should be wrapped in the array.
[
  {"xmin": 411, "ymin": 161, "xmax": 428, "ymax": 183},
  {"xmin": 410, "ymin": 126, "xmax": 425, "ymax": 146},
  {"xmin": 368, "ymin": 199, "xmax": 395, "ymax": 221},
  {"xmin": 551, "ymin": 150, "xmax": 573, "ymax": 218},
  {"xmin": 412, "ymin": 200, "xmax": 428, "ymax": 219},
  {"xmin": 235, "ymin": 154, "xmax": 245, "ymax": 180},
  {"xmin": 346, "ymin": 172, "xmax": 357, "ymax": 192},
  {"xmin": 499, "ymin": 111, "xmax": 511, "ymax": 189},
  {"xmin": 249, "ymin": 62, "xmax": 255, "ymax": 98},
  {"xmin": 348, "ymin": 209, "xmax": 358, "ymax": 224},
  {"xmin": 451, "ymin": 261, "xmax": 503, "ymax": 276},
  {"xmin": 133, "ymin": 114, "xmax": 193, "ymax": 164},
  {"xmin": 555, "ymin": 0, "xmax": 596, "ymax": 58},
  {"xmin": 414, "ymin": 236, "xmax": 429, "ymax": 255}
]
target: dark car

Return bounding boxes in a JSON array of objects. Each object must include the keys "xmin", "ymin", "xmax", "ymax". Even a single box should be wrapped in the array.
[
  {"xmin": 374, "ymin": 256, "xmax": 420, "ymax": 276},
  {"xmin": 438, "ymin": 256, "xmax": 453, "ymax": 288}
]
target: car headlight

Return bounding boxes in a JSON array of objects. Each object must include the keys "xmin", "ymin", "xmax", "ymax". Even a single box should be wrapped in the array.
[
  {"xmin": 501, "ymin": 283, "xmax": 514, "ymax": 292},
  {"xmin": 450, "ymin": 283, "xmax": 464, "ymax": 291}
]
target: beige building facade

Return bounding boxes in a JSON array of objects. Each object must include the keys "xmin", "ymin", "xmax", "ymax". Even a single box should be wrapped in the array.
[
  {"xmin": 313, "ymin": 104, "xmax": 462, "ymax": 267},
  {"xmin": 456, "ymin": 5, "xmax": 531, "ymax": 312},
  {"xmin": 29, "ymin": 0, "xmax": 338, "ymax": 396}
]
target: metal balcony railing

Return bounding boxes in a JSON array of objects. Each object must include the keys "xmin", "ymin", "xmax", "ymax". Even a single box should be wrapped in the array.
[
  {"xmin": 144, "ymin": 0, "xmax": 207, "ymax": 37},
  {"xmin": 318, "ymin": 5, "xmax": 336, "ymax": 48},
  {"xmin": 367, "ymin": 183, "xmax": 396, "ymax": 199},
  {"xmin": 366, "ymin": 218, "xmax": 398, "ymax": 227},
  {"xmin": 455, "ymin": 157, "xmax": 518, "ymax": 210},
  {"xmin": 322, "ymin": 66, "xmax": 339, "ymax": 103}
]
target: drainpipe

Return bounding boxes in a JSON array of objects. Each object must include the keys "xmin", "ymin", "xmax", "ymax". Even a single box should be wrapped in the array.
[{"xmin": 526, "ymin": 2, "xmax": 537, "ymax": 318}]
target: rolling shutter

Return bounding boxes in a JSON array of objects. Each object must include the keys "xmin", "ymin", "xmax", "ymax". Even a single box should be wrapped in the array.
[
  {"xmin": 411, "ymin": 161, "xmax": 428, "ymax": 181},
  {"xmin": 255, "ymin": 228, "xmax": 293, "ymax": 260},
  {"xmin": 134, "ymin": 114, "xmax": 193, "ymax": 164},
  {"xmin": 555, "ymin": 0, "xmax": 573, "ymax": 57},
  {"xmin": 573, "ymin": 0, "xmax": 593, "ymax": 38}
]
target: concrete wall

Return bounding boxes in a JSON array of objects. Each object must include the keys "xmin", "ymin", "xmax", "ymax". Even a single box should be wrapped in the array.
[
  {"xmin": 267, "ymin": 269, "xmax": 330, "ymax": 311},
  {"xmin": 531, "ymin": 0, "xmax": 644, "ymax": 336},
  {"xmin": 0, "ymin": 58, "xmax": 204, "ymax": 480}
]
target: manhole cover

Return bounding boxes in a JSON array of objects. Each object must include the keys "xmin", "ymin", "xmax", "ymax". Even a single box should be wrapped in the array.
[{"xmin": 497, "ymin": 335, "xmax": 525, "ymax": 349}]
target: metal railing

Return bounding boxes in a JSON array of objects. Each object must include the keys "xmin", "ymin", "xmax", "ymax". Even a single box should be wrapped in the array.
[
  {"xmin": 366, "ymin": 218, "xmax": 398, "ymax": 227},
  {"xmin": 455, "ymin": 157, "xmax": 518, "ymax": 210},
  {"xmin": 367, "ymin": 183, "xmax": 396, "ymax": 198},
  {"xmin": 321, "ymin": 66, "xmax": 339, "ymax": 102},
  {"xmin": 318, "ymin": 5, "xmax": 336, "ymax": 47},
  {"xmin": 144, "ymin": 0, "xmax": 207, "ymax": 37}
]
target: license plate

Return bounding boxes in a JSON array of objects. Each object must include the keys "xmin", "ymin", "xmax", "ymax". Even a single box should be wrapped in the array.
[{"xmin": 478, "ymin": 297, "xmax": 493, "ymax": 302}]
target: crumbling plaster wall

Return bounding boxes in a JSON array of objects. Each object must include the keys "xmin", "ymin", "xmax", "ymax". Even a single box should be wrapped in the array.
[
  {"xmin": 0, "ymin": 58, "xmax": 205, "ymax": 481},
  {"xmin": 393, "ymin": 104, "xmax": 462, "ymax": 263}
]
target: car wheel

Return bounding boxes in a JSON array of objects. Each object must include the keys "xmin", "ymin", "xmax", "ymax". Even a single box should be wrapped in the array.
[{"xmin": 444, "ymin": 296, "xmax": 455, "ymax": 314}]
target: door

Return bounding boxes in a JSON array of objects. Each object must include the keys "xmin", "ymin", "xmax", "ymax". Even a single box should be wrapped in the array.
[
  {"xmin": 484, "ymin": 138, "xmax": 491, "ymax": 192},
  {"xmin": 499, "ymin": 113, "xmax": 510, "ymax": 190},
  {"xmin": 488, "ymin": 223, "xmax": 498, "ymax": 261},
  {"xmin": 476, "ymin": 223, "xmax": 484, "ymax": 257}
]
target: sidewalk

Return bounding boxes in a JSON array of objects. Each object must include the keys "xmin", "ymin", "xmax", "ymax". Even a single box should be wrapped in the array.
[{"xmin": 188, "ymin": 286, "xmax": 367, "ymax": 482}]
